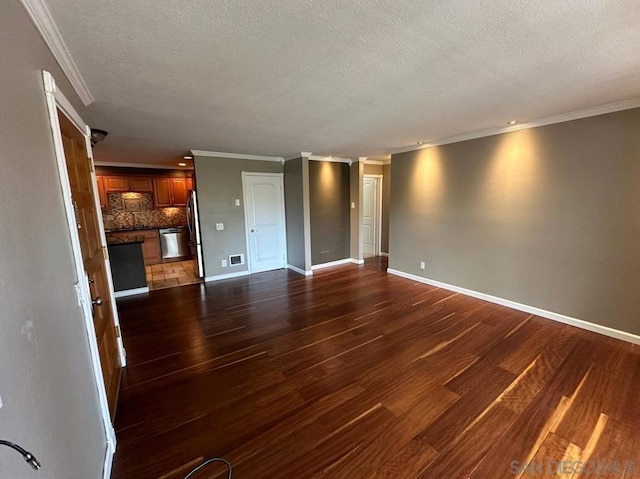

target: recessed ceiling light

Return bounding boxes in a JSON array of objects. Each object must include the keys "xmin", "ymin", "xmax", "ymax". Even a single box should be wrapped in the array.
[
  {"xmin": 178, "ymin": 162, "xmax": 187, "ymax": 167},
  {"xmin": 417, "ymin": 141, "xmax": 425, "ymax": 145},
  {"xmin": 507, "ymin": 120, "xmax": 517, "ymax": 125},
  {"xmin": 183, "ymin": 156, "xmax": 193, "ymax": 160}
]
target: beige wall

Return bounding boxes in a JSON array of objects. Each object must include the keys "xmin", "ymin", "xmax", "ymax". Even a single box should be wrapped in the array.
[
  {"xmin": 382, "ymin": 164, "xmax": 391, "ymax": 253},
  {"xmin": 309, "ymin": 161, "xmax": 351, "ymax": 265},
  {"xmin": 390, "ymin": 108, "xmax": 640, "ymax": 335},
  {"xmin": 363, "ymin": 163, "xmax": 391, "ymax": 254},
  {"xmin": 0, "ymin": 2, "xmax": 107, "ymax": 477},
  {"xmin": 193, "ymin": 156, "xmax": 283, "ymax": 277}
]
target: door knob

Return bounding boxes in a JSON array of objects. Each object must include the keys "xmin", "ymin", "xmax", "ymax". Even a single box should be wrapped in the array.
[
  {"xmin": 251, "ymin": 229, "xmax": 255, "ymax": 232},
  {"xmin": 92, "ymin": 297, "xmax": 103, "ymax": 306}
]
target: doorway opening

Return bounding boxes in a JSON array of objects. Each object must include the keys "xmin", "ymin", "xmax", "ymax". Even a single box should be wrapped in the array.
[{"xmin": 363, "ymin": 174, "xmax": 383, "ymax": 258}]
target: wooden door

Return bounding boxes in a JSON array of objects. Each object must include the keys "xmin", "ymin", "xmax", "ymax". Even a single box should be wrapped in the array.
[
  {"xmin": 58, "ymin": 112, "xmax": 121, "ymax": 417},
  {"xmin": 243, "ymin": 173, "xmax": 286, "ymax": 273},
  {"xmin": 153, "ymin": 177, "xmax": 172, "ymax": 206},
  {"xmin": 170, "ymin": 178, "xmax": 188, "ymax": 206}
]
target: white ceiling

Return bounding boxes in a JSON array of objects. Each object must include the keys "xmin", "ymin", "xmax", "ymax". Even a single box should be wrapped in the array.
[{"xmin": 42, "ymin": 0, "xmax": 640, "ymax": 166}]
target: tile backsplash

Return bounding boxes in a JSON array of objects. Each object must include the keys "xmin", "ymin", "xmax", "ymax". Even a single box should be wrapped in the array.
[{"xmin": 103, "ymin": 192, "xmax": 187, "ymax": 231}]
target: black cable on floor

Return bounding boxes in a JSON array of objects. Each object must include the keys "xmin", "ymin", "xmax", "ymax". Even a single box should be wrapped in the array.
[
  {"xmin": 0, "ymin": 439, "xmax": 41, "ymax": 470},
  {"xmin": 184, "ymin": 457, "xmax": 232, "ymax": 478}
]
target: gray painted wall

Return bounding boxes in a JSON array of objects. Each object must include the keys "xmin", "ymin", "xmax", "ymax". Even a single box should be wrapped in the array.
[
  {"xmin": 309, "ymin": 161, "xmax": 351, "ymax": 265},
  {"xmin": 390, "ymin": 108, "xmax": 640, "ymax": 335},
  {"xmin": 284, "ymin": 157, "xmax": 310, "ymax": 271},
  {"xmin": 0, "ymin": 2, "xmax": 106, "ymax": 477},
  {"xmin": 194, "ymin": 156, "xmax": 283, "ymax": 277}
]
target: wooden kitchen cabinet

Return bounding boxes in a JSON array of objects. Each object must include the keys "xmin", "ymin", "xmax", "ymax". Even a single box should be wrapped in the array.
[
  {"xmin": 153, "ymin": 177, "xmax": 189, "ymax": 207},
  {"xmin": 186, "ymin": 176, "xmax": 193, "ymax": 192},
  {"xmin": 138, "ymin": 229, "xmax": 162, "ymax": 264},
  {"xmin": 96, "ymin": 176, "xmax": 108, "ymax": 209},
  {"xmin": 102, "ymin": 175, "xmax": 153, "ymax": 192},
  {"xmin": 170, "ymin": 178, "xmax": 188, "ymax": 206},
  {"xmin": 107, "ymin": 229, "xmax": 161, "ymax": 265},
  {"xmin": 104, "ymin": 176, "xmax": 128, "ymax": 192}
]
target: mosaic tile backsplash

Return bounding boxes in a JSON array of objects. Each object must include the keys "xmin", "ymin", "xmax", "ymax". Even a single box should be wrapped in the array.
[{"xmin": 103, "ymin": 192, "xmax": 187, "ymax": 231}]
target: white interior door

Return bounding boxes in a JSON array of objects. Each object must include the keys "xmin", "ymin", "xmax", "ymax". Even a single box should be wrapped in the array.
[
  {"xmin": 363, "ymin": 176, "xmax": 380, "ymax": 257},
  {"xmin": 243, "ymin": 173, "xmax": 287, "ymax": 273}
]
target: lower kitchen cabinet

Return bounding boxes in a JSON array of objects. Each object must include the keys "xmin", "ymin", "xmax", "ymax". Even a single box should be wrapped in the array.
[{"xmin": 106, "ymin": 229, "xmax": 161, "ymax": 265}]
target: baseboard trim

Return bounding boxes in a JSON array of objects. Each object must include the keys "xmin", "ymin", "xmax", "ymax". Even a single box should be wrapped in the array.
[
  {"xmin": 204, "ymin": 271, "xmax": 250, "ymax": 282},
  {"xmin": 114, "ymin": 287, "xmax": 149, "ymax": 298},
  {"xmin": 350, "ymin": 258, "xmax": 365, "ymax": 265},
  {"xmin": 380, "ymin": 252, "xmax": 389, "ymax": 257},
  {"xmin": 287, "ymin": 264, "xmax": 313, "ymax": 276},
  {"xmin": 387, "ymin": 268, "xmax": 640, "ymax": 345},
  {"xmin": 311, "ymin": 258, "xmax": 353, "ymax": 270}
]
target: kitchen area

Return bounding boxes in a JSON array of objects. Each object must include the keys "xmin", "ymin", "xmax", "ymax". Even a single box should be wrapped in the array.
[{"xmin": 97, "ymin": 166, "xmax": 203, "ymax": 295}]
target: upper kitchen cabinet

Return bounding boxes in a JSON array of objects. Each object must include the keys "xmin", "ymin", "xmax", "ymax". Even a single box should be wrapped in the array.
[
  {"xmin": 96, "ymin": 176, "xmax": 108, "ymax": 209},
  {"xmin": 103, "ymin": 175, "xmax": 153, "ymax": 192},
  {"xmin": 153, "ymin": 177, "xmax": 188, "ymax": 207}
]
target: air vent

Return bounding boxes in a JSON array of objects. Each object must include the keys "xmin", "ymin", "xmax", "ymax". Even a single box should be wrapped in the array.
[{"xmin": 229, "ymin": 254, "xmax": 245, "ymax": 266}]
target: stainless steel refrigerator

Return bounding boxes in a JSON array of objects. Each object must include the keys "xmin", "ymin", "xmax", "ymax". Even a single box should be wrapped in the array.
[{"xmin": 186, "ymin": 189, "xmax": 204, "ymax": 278}]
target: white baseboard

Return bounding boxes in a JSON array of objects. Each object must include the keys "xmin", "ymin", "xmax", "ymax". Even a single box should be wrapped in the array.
[
  {"xmin": 387, "ymin": 268, "xmax": 640, "ymax": 345},
  {"xmin": 312, "ymin": 258, "xmax": 353, "ymax": 270},
  {"xmin": 114, "ymin": 286, "xmax": 149, "ymax": 298},
  {"xmin": 380, "ymin": 252, "xmax": 389, "ymax": 257},
  {"xmin": 205, "ymin": 271, "xmax": 250, "ymax": 282},
  {"xmin": 287, "ymin": 264, "xmax": 312, "ymax": 276},
  {"xmin": 350, "ymin": 258, "xmax": 365, "ymax": 264}
]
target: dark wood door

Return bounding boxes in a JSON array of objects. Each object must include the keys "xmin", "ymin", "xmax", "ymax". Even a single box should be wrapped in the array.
[{"xmin": 58, "ymin": 112, "xmax": 121, "ymax": 418}]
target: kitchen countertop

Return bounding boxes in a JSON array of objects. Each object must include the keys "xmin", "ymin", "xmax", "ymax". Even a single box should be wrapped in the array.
[
  {"xmin": 107, "ymin": 235, "xmax": 145, "ymax": 246},
  {"xmin": 105, "ymin": 225, "xmax": 187, "ymax": 233}
]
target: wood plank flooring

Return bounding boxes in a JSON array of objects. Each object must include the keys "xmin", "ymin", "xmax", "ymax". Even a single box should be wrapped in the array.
[{"xmin": 112, "ymin": 257, "xmax": 640, "ymax": 479}]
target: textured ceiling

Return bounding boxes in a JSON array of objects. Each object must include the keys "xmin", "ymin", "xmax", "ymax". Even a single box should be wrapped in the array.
[{"xmin": 45, "ymin": 0, "xmax": 640, "ymax": 166}]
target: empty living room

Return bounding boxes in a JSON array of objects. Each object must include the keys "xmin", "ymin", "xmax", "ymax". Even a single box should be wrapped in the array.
[{"xmin": 1, "ymin": 1, "xmax": 639, "ymax": 478}]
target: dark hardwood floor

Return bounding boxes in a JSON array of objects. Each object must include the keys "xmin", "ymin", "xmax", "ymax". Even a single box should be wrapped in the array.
[{"xmin": 112, "ymin": 258, "xmax": 640, "ymax": 478}]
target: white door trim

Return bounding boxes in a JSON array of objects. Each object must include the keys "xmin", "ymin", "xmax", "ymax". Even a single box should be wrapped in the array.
[
  {"xmin": 42, "ymin": 70, "xmax": 118, "ymax": 479},
  {"xmin": 241, "ymin": 172, "xmax": 288, "ymax": 273},
  {"xmin": 363, "ymin": 174, "xmax": 383, "ymax": 256}
]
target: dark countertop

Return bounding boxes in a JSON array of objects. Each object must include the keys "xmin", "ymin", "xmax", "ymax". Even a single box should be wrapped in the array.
[
  {"xmin": 107, "ymin": 235, "xmax": 145, "ymax": 246},
  {"xmin": 105, "ymin": 225, "xmax": 187, "ymax": 233}
]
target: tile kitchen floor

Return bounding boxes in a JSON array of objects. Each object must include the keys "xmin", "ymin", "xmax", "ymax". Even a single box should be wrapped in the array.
[{"xmin": 145, "ymin": 259, "xmax": 201, "ymax": 290}]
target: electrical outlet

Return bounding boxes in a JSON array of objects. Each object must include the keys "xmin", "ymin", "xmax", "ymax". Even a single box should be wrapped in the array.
[
  {"xmin": 221, "ymin": 259, "xmax": 227, "ymax": 267},
  {"xmin": 420, "ymin": 261, "xmax": 425, "ymax": 270},
  {"xmin": 351, "ymin": 202, "xmax": 355, "ymax": 209},
  {"xmin": 216, "ymin": 223, "xmax": 224, "ymax": 231}
]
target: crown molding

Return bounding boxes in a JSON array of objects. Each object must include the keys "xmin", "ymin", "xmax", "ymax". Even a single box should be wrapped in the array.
[
  {"xmin": 389, "ymin": 97, "xmax": 640, "ymax": 156},
  {"xmin": 21, "ymin": 0, "xmax": 94, "ymax": 106},
  {"xmin": 94, "ymin": 161, "xmax": 192, "ymax": 170},
  {"xmin": 308, "ymin": 155, "xmax": 353, "ymax": 166},
  {"xmin": 284, "ymin": 152, "xmax": 312, "ymax": 161},
  {"xmin": 191, "ymin": 150, "xmax": 284, "ymax": 163}
]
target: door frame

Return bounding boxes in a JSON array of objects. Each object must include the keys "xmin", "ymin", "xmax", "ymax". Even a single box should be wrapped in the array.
[
  {"xmin": 241, "ymin": 172, "xmax": 288, "ymax": 273},
  {"xmin": 42, "ymin": 70, "xmax": 123, "ymax": 479},
  {"xmin": 363, "ymin": 174, "xmax": 383, "ymax": 256}
]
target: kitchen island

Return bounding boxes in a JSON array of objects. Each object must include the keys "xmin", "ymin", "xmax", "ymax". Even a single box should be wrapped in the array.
[{"xmin": 107, "ymin": 235, "xmax": 149, "ymax": 297}]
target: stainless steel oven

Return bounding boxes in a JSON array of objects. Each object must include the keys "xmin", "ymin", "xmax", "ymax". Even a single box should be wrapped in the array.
[{"xmin": 159, "ymin": 227, "xmax": 190, "ymax": 259}]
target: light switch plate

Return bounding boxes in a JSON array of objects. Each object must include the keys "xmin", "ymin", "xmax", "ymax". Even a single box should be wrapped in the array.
[
  {"xmin": 216, "ymin": 223, "xmax": 224, "ymax": 231},
  {"xmin": 235, "ymin": 199, "xmax": 241, "ymax": 206},
  {"xmin": 351, "ymin": 202, "xmax": 355, "ymax": 209},
  {"xmin": 0, "ymin": 392, "xmax": 3, "ymax": 410}
]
